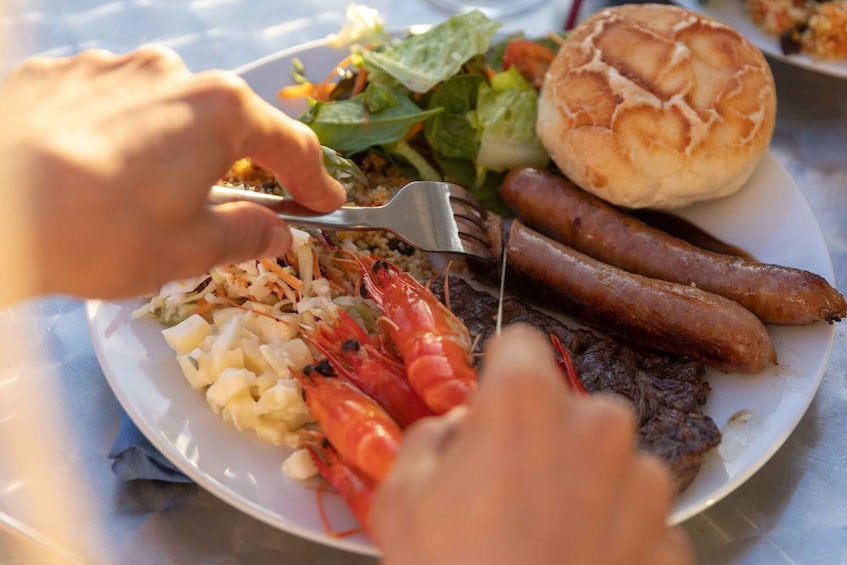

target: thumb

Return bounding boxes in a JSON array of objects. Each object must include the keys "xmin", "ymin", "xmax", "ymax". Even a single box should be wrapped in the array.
[{"xmin": 195, "ymin": 201, "xmax": 292, "ymax": 268}]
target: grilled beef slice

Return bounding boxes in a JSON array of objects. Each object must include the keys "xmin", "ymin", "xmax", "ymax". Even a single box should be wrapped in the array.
[{"xmin": 430, "ymin": 275, "xmax": 722, "ymax": 492}]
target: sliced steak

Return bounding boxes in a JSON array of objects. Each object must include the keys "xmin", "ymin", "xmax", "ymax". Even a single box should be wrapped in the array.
[{"xmin": 431, "ymin": 275, "xmax": 722, "ymax": 493}]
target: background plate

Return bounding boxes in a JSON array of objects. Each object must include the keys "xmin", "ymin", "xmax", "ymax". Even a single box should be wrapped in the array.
[
  {"xmin": 673, "ymin": 0, "xmax": 847, "ymax": 79},
  {"xmin": 87, "ymin": 38, "xmax": 836, "ymax": 556}
]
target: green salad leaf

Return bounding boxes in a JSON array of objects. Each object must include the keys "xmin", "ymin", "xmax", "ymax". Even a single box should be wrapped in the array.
[
  {"xmin": 297, "ymin": 9, "xmax": 556, "ymax": 215},
  {"xmin": 302, "ymin": 90, "xmax": 442, "ymax": 154},
  {"xmin": 424, "ymin": 73, "xmax": 484, "ymax": 160},
  {"xmin": 474, "ymin": 67, "xmax": 548, "ymax": 172},
  {"xmin": 362, "ymin": 10, "xmax": 501, "ymax": 93}
]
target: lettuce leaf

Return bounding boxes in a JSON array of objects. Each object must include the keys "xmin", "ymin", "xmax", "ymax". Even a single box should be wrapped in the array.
[
  {"xmin": 362, "ymin": 10, "xmax": 501, "ymax": 93},
  {"xmin": 474, "ymin": 67, "xmax": 549, "ymax": 172}
]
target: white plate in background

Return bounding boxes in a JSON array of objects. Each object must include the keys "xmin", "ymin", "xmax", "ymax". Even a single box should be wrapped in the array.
[{"xmin": 673, "ymin": 0, "xmax": 847, "ymax": 79}]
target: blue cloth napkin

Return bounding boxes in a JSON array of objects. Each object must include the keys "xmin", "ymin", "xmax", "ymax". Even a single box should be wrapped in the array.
[{"xmin": 109, "ymin": 411, "xmax": 192, "ymax": 483}]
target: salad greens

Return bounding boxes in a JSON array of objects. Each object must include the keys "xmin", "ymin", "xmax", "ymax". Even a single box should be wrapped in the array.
[
  {"xmin": 361, "ymin": 11, "xmax": 501, "ymax": 94},
  {"xmin": 302, "ymin": 89, "xmax": 442, "ymax": 154},
  {"xmin": 295, "ymin": 10, "xmax": 556, "ymax": 213},
  {"xmin": 475, "ymin": 67, "xmax": 548, "ymax": 172}
]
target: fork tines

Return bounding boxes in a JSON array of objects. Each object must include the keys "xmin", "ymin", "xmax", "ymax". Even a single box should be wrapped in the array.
[{"xmin": 445, "ymin": 186, "xmax": 495, "ymax": 260}]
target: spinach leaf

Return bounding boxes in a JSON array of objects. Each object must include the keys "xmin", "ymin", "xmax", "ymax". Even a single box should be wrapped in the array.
[
  {"xmin": 424, "ymin": 73, "xmax": 484, "ymax": 160},
  {"xmin": 302, "ymin": 92, "xmax": 442, "ymax": 154}
]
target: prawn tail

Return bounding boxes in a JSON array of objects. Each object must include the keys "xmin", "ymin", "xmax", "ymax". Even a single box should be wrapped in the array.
[{"xmin": 304, "ymin": 437, "xmax": 376, "ymax": 539}]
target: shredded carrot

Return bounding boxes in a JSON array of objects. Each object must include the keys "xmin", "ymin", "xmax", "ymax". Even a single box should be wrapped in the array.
[
  {"xmin": 351, "ymin": 67, "xmax": 368, "ymax": 96},
  {"xmin": 191, "ymin": 299, "xmax": 216, "ymax": 317},
  {"xmin": 286, "ymin": 249, "xmax": 298, "ymax": 270},
  {"xmin": 312, "ymin": 55, "xmax": 354, "ymax": 101},
  {"xmin": 260, "ymin": 258, "xmax": 304, "ymax": 291},
  {"xmin": 404, "ymin": 121, "xmax": 424, "ymax": 141},
  {"xmin": 278, "ymin": 82, "xmax": 318, "ymax": 99},
  {"xmin": 269, "ymin": 282, "xmax": 284, "ymax": 300},
  {"xmin": 277, "ymin": 54, "xmax": 356, "ymax": 103},
  {"xmin": 280, "ymin": 271, "xmax": 304, "ymax": 291},
  {"xmin": 327, "ymin": 279, "xmax": 349, "ymax": 294}
]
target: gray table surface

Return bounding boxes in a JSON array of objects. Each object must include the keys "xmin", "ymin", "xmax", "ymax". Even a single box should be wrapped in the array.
[{"xmin": 1, "ymin": 0, "xmax": 845, "ymax": 563}]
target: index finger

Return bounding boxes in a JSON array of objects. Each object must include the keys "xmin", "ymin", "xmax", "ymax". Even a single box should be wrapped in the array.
[
  {"xmin": 468, "ymin": 324, "xmax": 571, "ymax": 431},
  {"xmin": 195, "ymin": 70, "xmax": 347, "ymax": 212},
  {"xmin": 478, "ymin": 323, "xmax": 566, "ymax": 395},
  {"xmin": 245, "ymin": 98, "xmax": 347, "ymax": 212}
]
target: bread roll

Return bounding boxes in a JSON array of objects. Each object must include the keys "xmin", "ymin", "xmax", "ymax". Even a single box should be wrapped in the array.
[{"xmin": 537, "ymin": 4, "xmax": 776, "ymax": 209}]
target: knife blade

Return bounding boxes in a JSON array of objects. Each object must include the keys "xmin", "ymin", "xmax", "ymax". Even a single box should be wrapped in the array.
[{"xmin": 494, "ymin": 232, "xmax": 508, "ymax": 336}]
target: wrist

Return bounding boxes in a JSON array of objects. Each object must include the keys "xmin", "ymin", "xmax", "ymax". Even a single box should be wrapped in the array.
[{"xmin": 0, "ymin": 144, "xmax": 59, "ymax": 305}]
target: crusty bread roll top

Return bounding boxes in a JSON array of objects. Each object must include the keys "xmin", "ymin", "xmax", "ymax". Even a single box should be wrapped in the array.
[{"xmin": 537, "ymin": 4, "xmax": 776, "ymax": 209}]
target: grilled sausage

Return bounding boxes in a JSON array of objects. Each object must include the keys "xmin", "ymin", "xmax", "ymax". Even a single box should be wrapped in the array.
[
  {"xmin": 506, "ymin": 221, "xmax": 777, "ymax": 373},
  {"xmin": 500, "ymin": 168, "xmax": 846, "ymax": 325}
]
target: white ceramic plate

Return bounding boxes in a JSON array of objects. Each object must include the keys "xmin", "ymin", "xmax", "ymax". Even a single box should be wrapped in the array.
[
  {"xmin": 673, "ymin": 0, "xmax": 847, "ymax": 79},
  {"xmin": 86, "ymin": 39, "xmax": 837, "ymax": 556}
]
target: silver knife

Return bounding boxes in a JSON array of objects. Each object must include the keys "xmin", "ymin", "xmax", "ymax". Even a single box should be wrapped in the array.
[{"xmin": 495, "ymin": 230, "xmax": 508, "ymax": 336}]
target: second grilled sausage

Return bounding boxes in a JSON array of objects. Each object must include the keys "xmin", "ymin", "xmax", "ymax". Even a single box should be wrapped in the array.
[{"xmin": 506, "ymin": 221, "xmax": 777, "ymax": 374}]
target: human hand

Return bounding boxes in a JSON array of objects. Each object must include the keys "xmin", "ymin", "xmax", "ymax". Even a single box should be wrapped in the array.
[
  {"xmin": 0, "ymin": 47, "xmax": 345, "ymax": 303},
  {"xmin": 372, "ymin": 324, "xmax": 693, "ymax": 565}
]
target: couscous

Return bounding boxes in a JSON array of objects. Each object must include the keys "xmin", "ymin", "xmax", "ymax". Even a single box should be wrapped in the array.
[{"xmin": 746, "ymin": 0, "xmax": 847, "ymax": 59}]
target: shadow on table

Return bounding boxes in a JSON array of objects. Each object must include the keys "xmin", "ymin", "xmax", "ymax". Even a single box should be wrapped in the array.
[{"xmin": 107, "ymin": 480, "xmax": 378, "ymax": 564}]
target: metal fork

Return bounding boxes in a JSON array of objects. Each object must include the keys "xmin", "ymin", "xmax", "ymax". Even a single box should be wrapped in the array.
[{"xmin": 209, "ymin": 181, "xmax": 496, "ymax": 262}]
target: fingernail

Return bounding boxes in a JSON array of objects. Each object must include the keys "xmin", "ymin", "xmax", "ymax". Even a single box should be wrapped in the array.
[{"xmin": 261, "ymin": 223, "xmax": 291, "ymax": 258}]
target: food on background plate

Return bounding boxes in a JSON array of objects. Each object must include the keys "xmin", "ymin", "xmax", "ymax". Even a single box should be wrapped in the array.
[
  {"xmin": 536, "ymin": 4, "xmax": 777, "ymax": 210},
  {"xmin": 500, "ymin": 168, "xmax": 847, "ymax": 325},
  {"xmin": 746, "ymin": 0, "xmax": 847, "ymax": 58}
]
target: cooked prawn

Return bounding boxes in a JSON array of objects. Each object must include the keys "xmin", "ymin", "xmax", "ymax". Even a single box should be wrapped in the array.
[
  {"xmin": 294, "ymin": 365, "xmax": 401, "ymax": 482},
  {"xmin": 306, "ymin": 309, "xmax": 436, "ymax": 428},
  {"xmin": 356, "ymin": 256, "xmax": 477, "ymax": 414}
]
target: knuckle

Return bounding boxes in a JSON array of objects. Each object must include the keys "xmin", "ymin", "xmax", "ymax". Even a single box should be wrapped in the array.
[
  {"xmin": 195, "ymin": 70, "xmax": 251, "ymax": 107},
  {"xmin": 577, "ymin": 394, "xmax": 637, "ymax": 446},
  {"xmin": 293, "ymin": 120, "xmax": 322, "ymax": 154},
  {"xmin": 75, "ymin": 48, "xmax": 118, "ymax": 65},
  {"xmin": 190, "ymin": 71, "xmax": 253, "ymax": 142},
  {"xmin": 474, "ymin": 368, "xmax": 556, "ymax": 431},
  {"xmin": 131, "ymin": 44, "xmax": 185, "ymax": 69}
]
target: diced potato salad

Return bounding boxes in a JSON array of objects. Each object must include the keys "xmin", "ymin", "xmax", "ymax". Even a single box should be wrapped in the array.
[{"xmin": 136, "ymin": 229, "xmax": 396, "ymax": 479}]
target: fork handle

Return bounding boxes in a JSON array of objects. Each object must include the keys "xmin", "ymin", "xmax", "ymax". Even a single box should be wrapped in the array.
[{"xmin": 209, "ymin": 185, "xmax": 385, "ymax": 231}]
